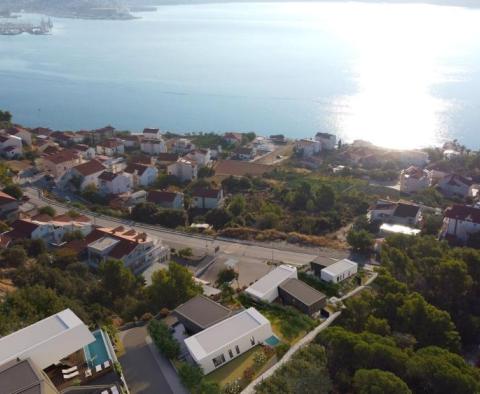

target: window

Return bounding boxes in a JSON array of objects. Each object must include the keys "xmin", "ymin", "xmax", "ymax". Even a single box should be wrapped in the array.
[
  {"xmin": 250, "ymin": 336, "xmax": 256, "ymax": 346},
  {"xmin": 228, "ymin": 349, "xmax": 233, "ymax": 358},
  {"xmin": 212, "ymin": 354, "xmax": 226, "ymax": 368},
  {"xmin": 235, "ymin": 345, "xmax": 240, "ymax": 355}
]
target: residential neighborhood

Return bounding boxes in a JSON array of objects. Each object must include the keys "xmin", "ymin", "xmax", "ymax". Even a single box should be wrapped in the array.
[{"xmin": 1, "ymin": 118, "xmax": 480, "ymax": 394}]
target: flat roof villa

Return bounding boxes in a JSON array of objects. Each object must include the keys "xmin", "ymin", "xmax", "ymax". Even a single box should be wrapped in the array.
[
  {"xmin": 174, "ymin": 295, "xmax": 232, "ymax": 334},
  {"xmin": 278, "ymin": 278, "xmax": 326, "ymax": 316},
  {"xmin": 320, "ymin": 259, "xmax": 358, "ymax": 283},
  {"xmin": 0, "ymin": 309, "xmax": 124, "ymax": 394},
  {"xmin": 0, "ymin": 358, "xmax": 59, "ymax": 394},
  {"xmin": 245, "ymin": 265, "xmax": 297, "ymax": 303},
  {"xmin": 184, "ymin": 308, "xmax": 273, "ymax": 374},
  {"xmin": 0, "ymin": 309, "xmax": 94, "ymax": 370}
]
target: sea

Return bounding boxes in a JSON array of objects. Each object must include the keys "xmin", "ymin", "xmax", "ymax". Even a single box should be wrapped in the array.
[{"xmin": 1, "ymin": 2, "xmax": 480, "ymax": 149}]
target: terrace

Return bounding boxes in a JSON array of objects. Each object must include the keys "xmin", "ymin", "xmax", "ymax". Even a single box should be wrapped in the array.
[{"xmin": 45, "ymin": 329, "xmax": 122, "ymax": 393}]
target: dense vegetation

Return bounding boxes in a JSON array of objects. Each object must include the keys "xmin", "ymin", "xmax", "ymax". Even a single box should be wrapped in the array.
[
  {"xmin": 0, "ymin": 242, "xmax": 201, "ymax": 334},
  {"xmin": 255, "ymin": 235, "xmax": 480, "ymax": 394}
]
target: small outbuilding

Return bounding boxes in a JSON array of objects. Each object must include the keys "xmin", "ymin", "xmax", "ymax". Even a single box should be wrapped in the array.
[
  {"xmin": 174, "ymin": 295, "xmax": 232, "ymax": 334},
  {"xmin": 278, "ymin": 278, "xmax": 326, "ymax": 316},
  {"xmin": 320, "ymin": 259, "xmax": 358, "ymax": 283}
]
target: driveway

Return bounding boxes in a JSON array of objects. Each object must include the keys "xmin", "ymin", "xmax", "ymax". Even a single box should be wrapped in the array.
[{"xmin": 119, "ymin": 326, "xmax": 176, "ymax": 394}]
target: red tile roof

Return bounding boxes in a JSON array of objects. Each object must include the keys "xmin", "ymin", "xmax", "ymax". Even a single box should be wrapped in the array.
[
  {"xmin": 7, "ymin": 219, "xmax": 39, "ymax": 240},
  {"xmin": 44, "ymin": 150, "xmax": 78, "ymax": 164},
  {"xmin": 444, "ymin": 174, "xmax": 473, "ymax": 187},
  {"xmin": 0, "ymin": 191, "xmax": 17, "ymax": 205},
  {"xmin": 445, "ymin": 204, "xmax": 480, "ymax": 224},
  {"xmin": 192, "ymin": 188, "xmax": 222, "ymax": 199},
  {"xmin": 157, "ymin": 153, "xmax": 179, "ymax": 162},
  {"xmin": 147, "ymin": 190, "xmax": 180, "ymax": 204},
  {"xmin": 73, "ymin": 160, "xmax": 105, "ymax": 177},
  {"xmin": 98, "ymin": 171, "xmax": 118, "ymax": 181},
  {"xmin": 124, "ymin": 163, "xmax": 149, "ymax": 176}
]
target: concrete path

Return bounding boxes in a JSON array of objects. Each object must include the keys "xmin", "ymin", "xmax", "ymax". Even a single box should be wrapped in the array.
[
  {"xmin": 119, "ymin": 326, "xmax": 184, "ymax": 394},
  {"xmin": 242, "ymin": 272, "xmax": 378, "ymax": 394}
]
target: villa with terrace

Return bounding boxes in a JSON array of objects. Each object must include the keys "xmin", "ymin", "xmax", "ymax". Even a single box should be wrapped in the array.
[
  {"xmin": 84, "ymin": 226, "xmax": 170, "ymax": 273},
  {"xmin": 0, "ymin": 309, "xmax": 125, "ymax": 394},
  {"xmin": 184, "ymin": 307, "xmax": 273, "ymax": 374}
]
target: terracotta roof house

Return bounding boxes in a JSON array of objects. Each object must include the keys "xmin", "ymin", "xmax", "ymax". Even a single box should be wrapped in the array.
[
  {"xmin": 85, "ymin": 226, "xmax": 169, "ymax": 273},
  {"xmin": 124, "ymin": 163, "xmax": 158, "ymax": 187},
  {"xmin": 438, "ymin": 174, "xmax": 475, "ymax": 199},
  {"xmin": 0, "ymin": 190, "xmax": 19, "ymax": 221},
  {"xmin": 67, "ymin": 160, "xmax": 106, "ymax": 191},
  {"xmin": 98, "ymin": 171, "xmax": 133, "ymax": 195},
  {"xmin": 442, "ymin": 204, "xmax": 480, "ymax": 244},
  {"xmin": 96, "ymin": 139, "xmax": 125, "ymax": 157},
  {"xmin": 191, "ymin": 188, "xmax": 224, "ymax": 210},
  {"xmin": 400, "ymin": 166, "xmax": 430, "ymax": 193},
  {"xmin": 224, "ymin": 132, "xmax": 243, "ymax": 145},
  {"xmin": 147, "ymin": 190, "xmax": 184, "ymax": 209},
  {"xmin": 6, "ymin": 126, "xmax": 32, "ymax": 145},
  {"xmin": 368, "ymin": 199, "xmax": 422, "ymax": 227},
  {"xmin": 41, "ymin": 150, "xmax": 81, "ymax": 178}
]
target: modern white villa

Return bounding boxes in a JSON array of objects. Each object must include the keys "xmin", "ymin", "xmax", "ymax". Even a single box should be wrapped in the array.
[
  {"xmin": 0, "ymin": 309, "xmax": 124, "ymax": 393},
  {"xmin": 184, "ymin": 307, "xmax": 273, "ymax": 374},
  {"xmin": 244, "ymin": 264, "xmax": 297, "ymax": 303}
]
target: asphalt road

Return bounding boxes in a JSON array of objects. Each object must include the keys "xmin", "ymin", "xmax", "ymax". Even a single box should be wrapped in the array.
[
  {"xmin": 23, "ymin": 187, "xmax": 322, "ymax": 269},
  {"xmin": 119, "ymin": 327, "xmax": 174, "ymax": 394}
]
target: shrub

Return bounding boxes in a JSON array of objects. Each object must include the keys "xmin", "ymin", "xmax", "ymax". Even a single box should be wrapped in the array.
[
  {"xmin": 253, "ymin": 351, "xmax": 267, "ymax": 368},
  {"xmin": 141, "ymin": 312, "xmax": 154, "ymax": 322},
  {"xmin": 147, "ymin": 320, "xmax": 180, "ymax": 359},
  {"xmin": 243, "ymin": 366, "xmax": 256, "ymax": 382},
  {"xmin": 275, "ymin": 343, "xmax": 290, "ymax": 359},
  {"xmin": 159, "ymin": 308, "xmax": 170, "ymax": 318}
]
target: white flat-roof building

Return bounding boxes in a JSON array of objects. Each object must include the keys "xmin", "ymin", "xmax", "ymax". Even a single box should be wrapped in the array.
[
  {"xmin": 379, "ymin": 223, "xmax": 421, "ymax": 237},
  {"xmin": 321, "ymin": 259, "xmax": 358, "ymax": 284},
  {"xmin": 244, "ymin": 265, "xmax": 297, "ymax": 303},
  {"xmin": 0, "ymin": 309, "xmax": 94, "ymax": 370},
  {"xmin": 184, "ymin": 307, "xmax": 272, "ymax": 374}
]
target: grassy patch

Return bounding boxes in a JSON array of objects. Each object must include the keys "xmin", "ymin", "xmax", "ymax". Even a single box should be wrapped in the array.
[
  {"xmin": 205, "ymin": 347, "xmax": 260, "ymax": 386},
  {"xmin": 238, "ymin": 294, "xmax": 318, "ymax": 343}
]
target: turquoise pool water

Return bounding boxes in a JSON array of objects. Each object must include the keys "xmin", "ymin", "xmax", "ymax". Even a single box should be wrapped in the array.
[
  {"xmin": 265, "ymin": 335, "xmax": 281, "ymax": 347},
  {"xmin": 83, "ymin": 329, "xmax": 111, "ymax": 368}
]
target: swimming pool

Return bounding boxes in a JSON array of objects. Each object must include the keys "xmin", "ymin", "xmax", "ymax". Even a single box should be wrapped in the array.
[
  {"xmin": 264, "ymin": 335, "xmax": 281, "ymax": 347},
  {"xmin": 83, "ymin": 329, "xmax": 112, "ymax": 368}
]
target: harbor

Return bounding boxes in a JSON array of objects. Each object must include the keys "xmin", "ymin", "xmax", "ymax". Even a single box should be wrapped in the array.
[{"xmin": 0, "ymin": 18, "xmax": 52, "ymax": 35}]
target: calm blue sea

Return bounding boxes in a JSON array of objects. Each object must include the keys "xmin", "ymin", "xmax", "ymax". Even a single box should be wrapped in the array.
[{"xmin": 1, "ymin": 2, "xmax": 480, "ymax": 149}]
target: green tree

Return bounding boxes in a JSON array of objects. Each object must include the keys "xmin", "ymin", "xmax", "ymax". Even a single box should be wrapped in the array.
[
  {"xmin": 178, "ymin": 247, "xmax": 193, "ymax": 258},
  {"xmin": 148, "ymin": 319, "xmax": 180, "ymax": 359},
  {"xmin": 347, "ymin": 229, "xmax": 374, "ymax": 254},
  {"xmin": 148, "ymin": 262, "xmax": 202, "ymax": 310},
  {"xmin": 228, "ymin": 195, "xmax": 246, "ymax": 216},
  {"xmin": 1, "ymin": 245, "xmax": 27, "ymax": 267},
  {"xmin": 2, "ymin": 184, "xmax": 23, "ymax": 200},
  {"xmin": 353, "ymin": 369, "xmax": 411, "ymax": 394},
  {"xmin": 406, "ymin": 347, "xmax": 480, "ymax": 394},
  {"xmin": 99, "ymin": 259, "xmax": 137, "ymax": 302},
  {"xmin": 38, "ymin": 206, "xmax": 56, "ymax": 217},
  {"xmin": 131, "ymin": 202, "xmax": 158, "ymax": 224},
  {"xmin": 216, "ymin": 268, "xmax": 238, "ymax": 286},
  {"xmin": 178, "ymin": 363, "xmax": 204, "ymax": 392},
  {"xmin": 0, "ymin": 110, "xmax": 12, "ymax": 122},
  {"xmin": 198, "ymin": 167, "xmax": 215, "ymax": 178},
  {"xmin": 398, "ymin": 293, "xmax": 461, "ymax": 352},
  {"xmin": 205, "ymin": 208, "xmax": 232, "ymax": 229}
]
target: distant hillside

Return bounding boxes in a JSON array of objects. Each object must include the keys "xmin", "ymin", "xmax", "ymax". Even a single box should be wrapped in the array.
[
  {"xmin": 0, "ymin": 0, "xmax": 134, "ymax": 19},
  {"xmin": 126, "ymin": 0, "xmax": 480, "ymax": 7}
]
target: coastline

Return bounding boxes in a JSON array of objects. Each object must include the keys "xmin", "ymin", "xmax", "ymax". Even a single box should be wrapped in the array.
[{"xmin": 140, "ymin": 0, "xmax": 480, "ymax": 9}]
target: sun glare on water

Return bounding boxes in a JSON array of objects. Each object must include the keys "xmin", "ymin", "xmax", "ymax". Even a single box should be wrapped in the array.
[{"xmin": 293, "ymin": 3, "xmax": 480, "ymax": 149}]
